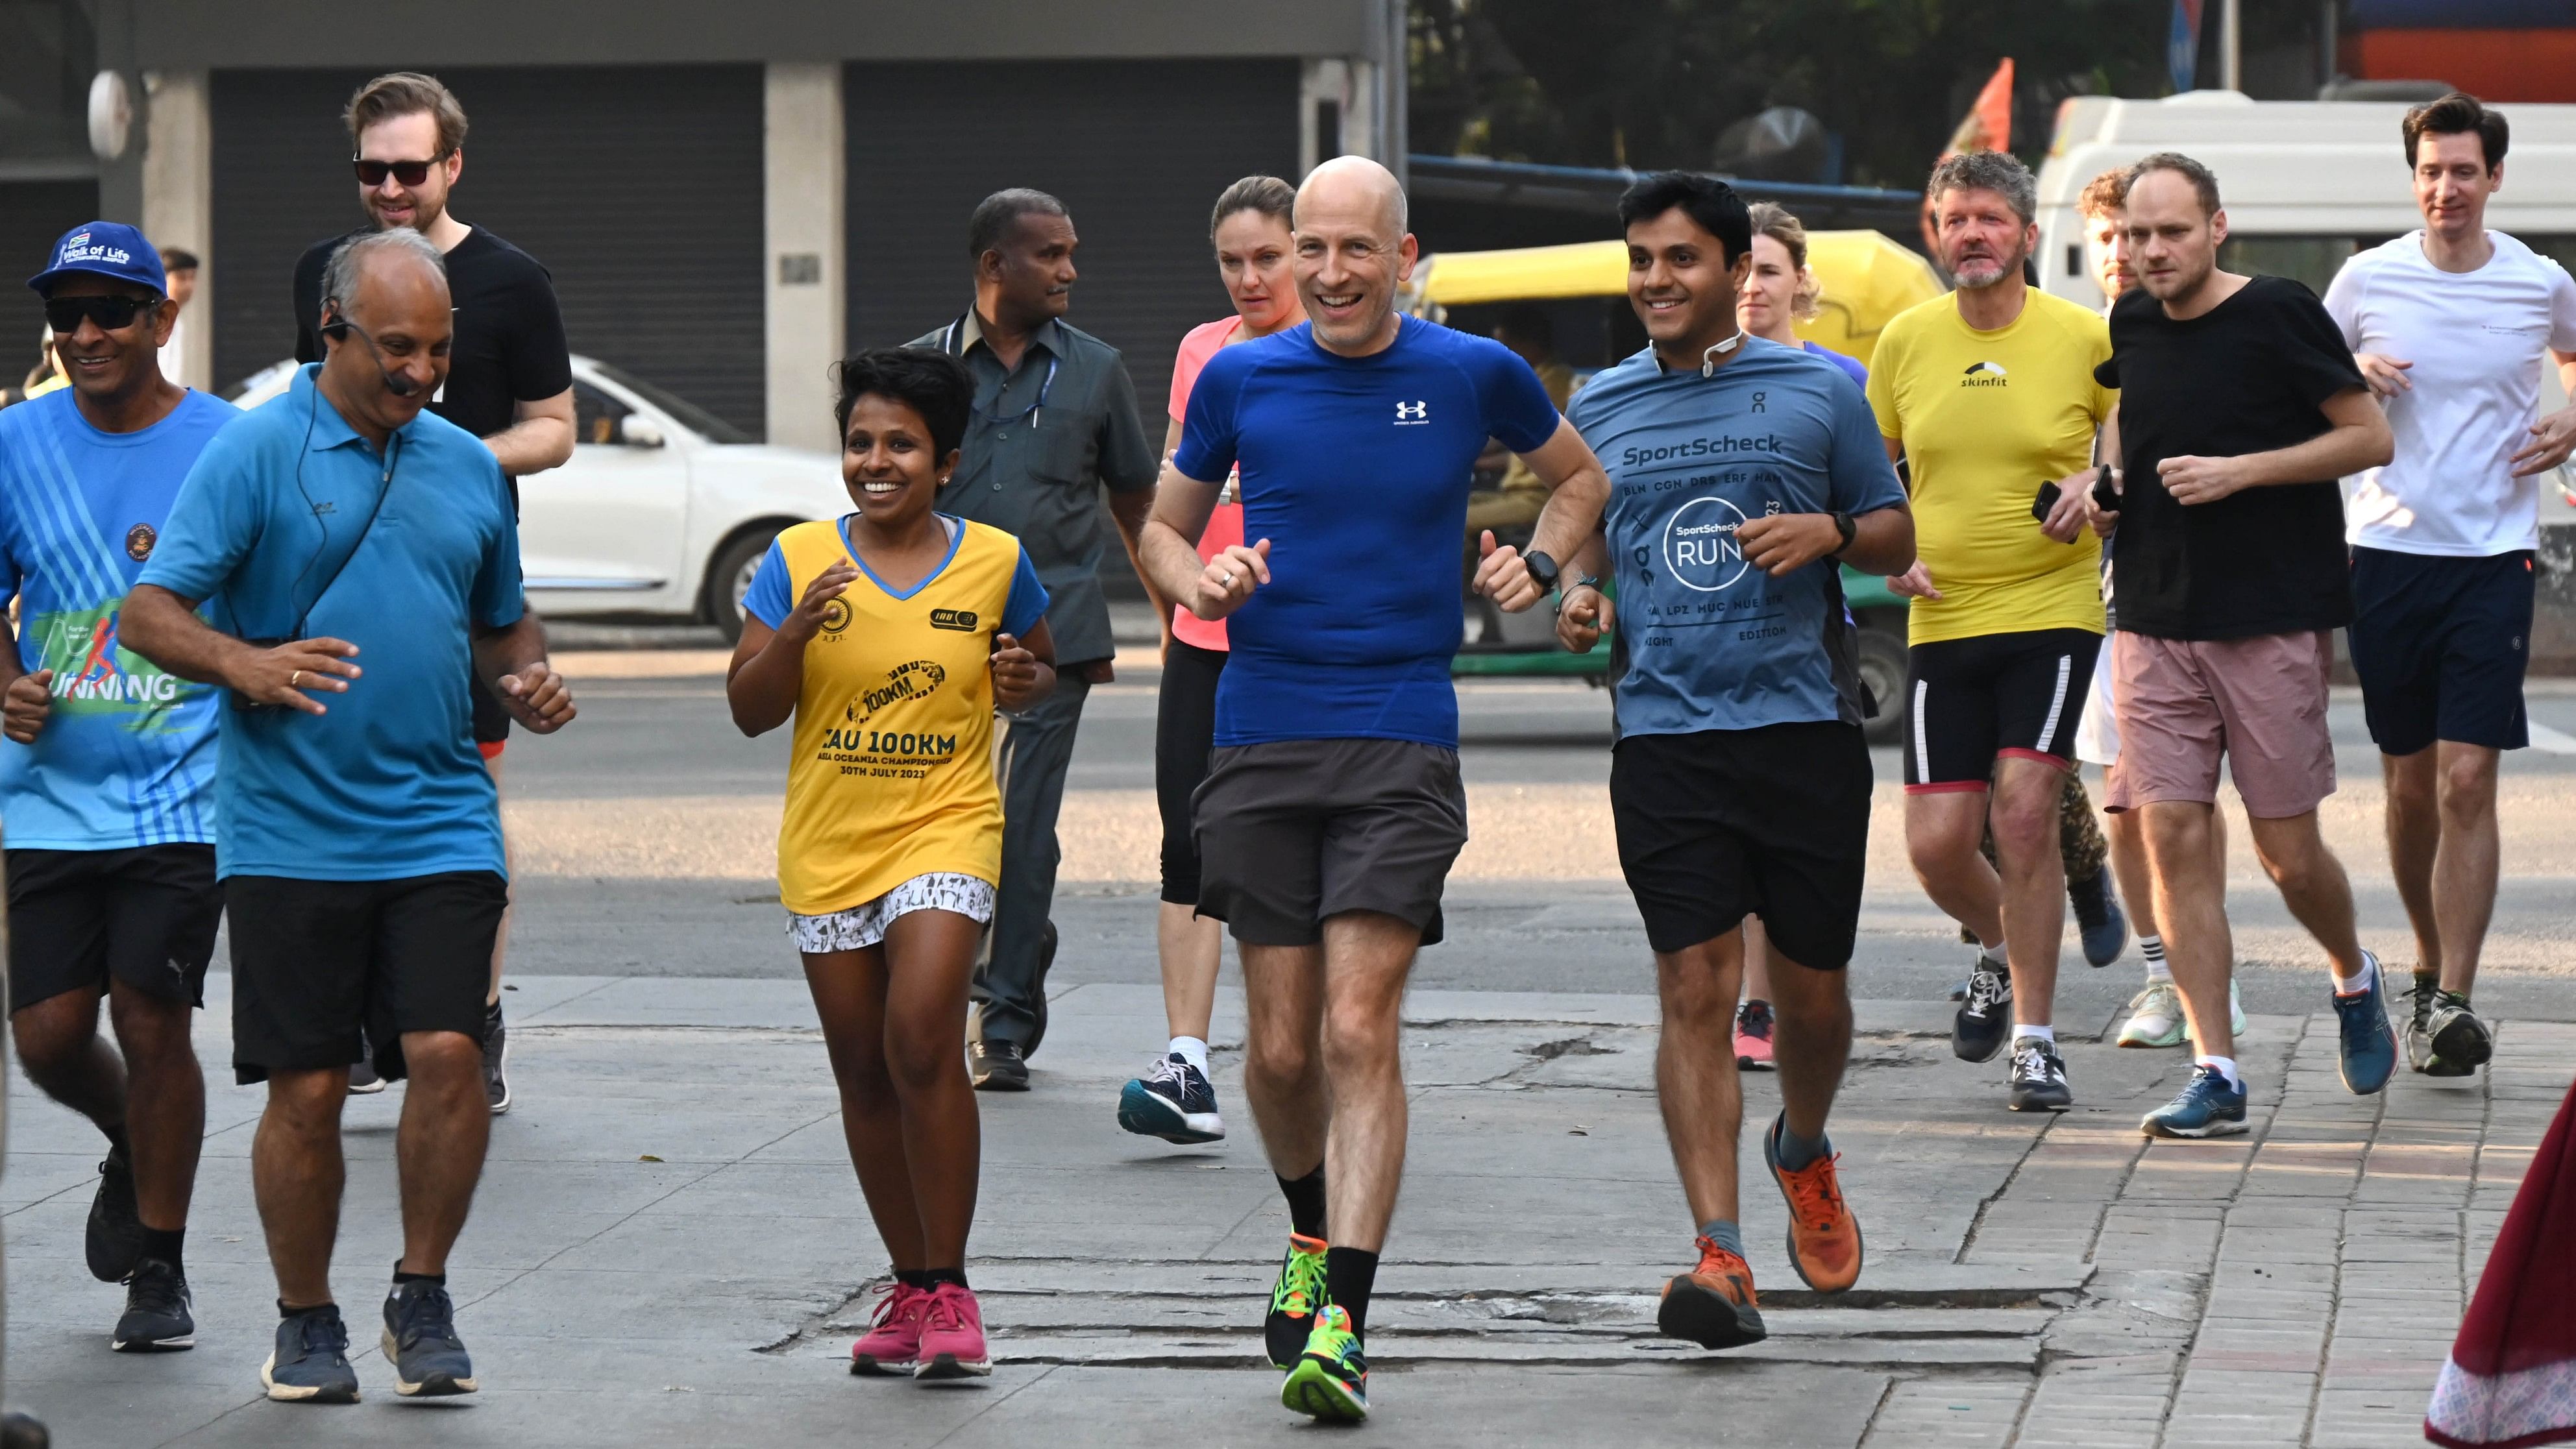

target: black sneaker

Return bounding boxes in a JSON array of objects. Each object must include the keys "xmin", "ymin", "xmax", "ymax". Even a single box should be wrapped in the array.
[
  {"xmin": 112, "ymin": 1258, "xmax": 194, "ymax": 1352},
  {"xmin": 2428, "ymin": 991, "xmax": 2493, "ymax": 1073},
  {"xmin": 1952, "ymin": 958, "xmax": 2013, "ymax": 1063},
  {"xmin": 482, "ymin": 1000, "xmax": 511, "ymax": 1115},
  {"xmin": 2068, "ymin": 868, "xmax": 2128, "ymax": 968},
  {"xmin": 2006, "ymin": 1036, "xmax": 2072, "ymax": 1112},
  {"xmin": 968, "ymin": 1038, "xmax": 1029, "ymax": 1091},
  {"xmin": 264, "ymin": 1304, "xmax": 360, "ymax": 1404},
  {"xmin": 86, "ymin": 1144, "xmax": 142, "ymax": 1283},
  {"xmin": 349, "ymin": 1026, "xmax": 386, "ymax": 1095},
  {"xmin": 382, "ymin": 1279, "xmax": 478, "ymax": 1396},
  {"xmin": 1117, "ymin": 1053, "xmax": 1225, "ymax": 1143},
  {"xmin": 2403, "ymin": 974, "xmax": 2439, "ymax": 1073}
]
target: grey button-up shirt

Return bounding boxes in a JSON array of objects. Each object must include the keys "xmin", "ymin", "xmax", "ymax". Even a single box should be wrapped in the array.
[{"xmin": 912, "ymin": 310, "xmax": 1159, "ymax": 667}]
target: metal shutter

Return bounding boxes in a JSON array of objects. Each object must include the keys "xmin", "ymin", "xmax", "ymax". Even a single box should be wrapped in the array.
[
  {"xmin": 0, "ymin": 179, "xmax": 101, "ymax": 381},
  {"xmin": 843, "ymin": 58, "xmax": 1301, "ymax": 439},
  {"xmin": 210, "ymin": 65, "xmax": 765, "ymax": 435}
]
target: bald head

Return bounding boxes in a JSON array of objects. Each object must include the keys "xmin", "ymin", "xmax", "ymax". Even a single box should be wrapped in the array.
[
  {"xmin": 1295, "ymin": 155, "xmax": 1408, "ymax": 240},
  {"xmin": 1292, "ymin": 156, "xmax": 1417, "ymax": 356}
]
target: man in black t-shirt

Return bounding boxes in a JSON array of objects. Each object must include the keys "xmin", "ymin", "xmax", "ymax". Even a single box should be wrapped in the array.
[
  {"xmin": 2082, "ymin": 153, "xmax": 2397, "ymax": 1142},
  {"xmin": 289, "ymin": 73, "xmax": 574, "ymax": 1114}
]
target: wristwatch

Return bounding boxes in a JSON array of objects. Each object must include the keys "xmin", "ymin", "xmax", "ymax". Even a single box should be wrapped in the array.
[
  {"xmin": 1830, "ymin": 511, "xmax": 1858, "ymax": 555},
  {"xmin": 1523, "ymin": 548, "xmax": 1562, "ymax": 594}
]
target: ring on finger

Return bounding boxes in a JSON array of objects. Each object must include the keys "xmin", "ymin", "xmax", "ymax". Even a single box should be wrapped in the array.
[{"xmin": 290, "ymin": 669, "xmax": 302, "ymax": 688}]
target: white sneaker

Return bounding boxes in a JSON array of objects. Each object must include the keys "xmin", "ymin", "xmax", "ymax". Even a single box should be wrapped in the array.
[{"xmin": 2116, "ymin": 980, "xmax": 2243, "ymax": 1048}]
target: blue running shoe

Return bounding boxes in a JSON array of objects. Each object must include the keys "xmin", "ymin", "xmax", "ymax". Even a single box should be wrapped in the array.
[
  {"xmin": 2140, "ymin": 1064, "xmax": 2249, "ymax": 1139},
  {"xmin": 2069, "ymin": 868, "xmax": 2128, "ymax": 968},
  {"xmin": 2333, "ymin": 950, "xmax": 2397, "ymax": 1096},
  {"xmin": 264, "ymin": 1304, "xmax": 360, "ymax": 1404},
  {"xmin": 382, "ymin": 1279, "xmax": 478, "ymax": 1396},
  {"xmin": 1116, "ymin": 1053, "xmax": 1225, "ymax": 1144}
]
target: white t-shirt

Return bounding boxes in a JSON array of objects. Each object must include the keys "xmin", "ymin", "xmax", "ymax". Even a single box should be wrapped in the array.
[{"xmin": 2324, "ymin": 230, "xmax": 2576, "ymax": 556}]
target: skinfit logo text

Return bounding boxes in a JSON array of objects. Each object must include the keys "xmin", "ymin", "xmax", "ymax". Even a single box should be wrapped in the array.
[{"xmin": 1961, "ymin": 361, "xmax": 2008, "ymax": 387}]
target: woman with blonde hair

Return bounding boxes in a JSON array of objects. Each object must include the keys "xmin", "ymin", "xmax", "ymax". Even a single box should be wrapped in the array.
[{"xmin": 1738, "ymin": 202, "xmax": 1868, "ymax": 389}]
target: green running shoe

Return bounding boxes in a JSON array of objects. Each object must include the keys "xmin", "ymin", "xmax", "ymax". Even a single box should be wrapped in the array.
[
  {"xmin": 1281, "ymin": 1304, "xmax": 1368, "ymax": 1421},
  {"xmin": 1264, "ymin": 1233, "xmax": 1329, "ymax": 1369}
]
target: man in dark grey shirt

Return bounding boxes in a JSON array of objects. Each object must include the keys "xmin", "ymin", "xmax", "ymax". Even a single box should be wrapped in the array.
[{"xmin": 914, "ymin": 188, "xmax": 1159, "ymax": 1090}]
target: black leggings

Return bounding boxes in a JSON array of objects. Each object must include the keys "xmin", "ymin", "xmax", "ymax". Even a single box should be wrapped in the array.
[{"xmin": 1155, "ymin": 638, "xmax": 1228, "ymax": 905}]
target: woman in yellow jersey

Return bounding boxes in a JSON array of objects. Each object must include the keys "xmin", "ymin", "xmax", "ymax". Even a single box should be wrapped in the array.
[{"xmin": 725, "ymin": 348, "xmax": 1054, "ymax": 1383}]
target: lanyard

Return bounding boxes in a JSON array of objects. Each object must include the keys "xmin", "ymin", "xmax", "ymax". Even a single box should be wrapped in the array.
[{"xmin": 945, "ymin": 313, "xmax": 1060, "ymax": 429}]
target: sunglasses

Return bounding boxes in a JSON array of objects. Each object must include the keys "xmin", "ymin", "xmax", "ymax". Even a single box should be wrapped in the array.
[
  {"xmin": 353, "ymin": 154, "xmax": 447, "ymax": 186},
  {"xmin": 43, "ymin": 295, "xmax": 159, "ymax": 334}
]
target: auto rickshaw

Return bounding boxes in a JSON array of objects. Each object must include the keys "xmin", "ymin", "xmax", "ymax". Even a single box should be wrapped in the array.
[{"xmin": 1413, "ymin": 230, "xmax": 1943, "ymax": 742}]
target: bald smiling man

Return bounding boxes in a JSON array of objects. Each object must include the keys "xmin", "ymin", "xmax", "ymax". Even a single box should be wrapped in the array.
[{"xmin": 1140, "ymin": 156, "xmax": 1613, "ymax": 1423}]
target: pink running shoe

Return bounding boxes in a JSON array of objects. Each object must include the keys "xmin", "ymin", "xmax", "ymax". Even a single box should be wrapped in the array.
[
  {"xmin": 1734, "ymin": 1000, "xmax": 1776, "ymax": 1071},
  {"xmin": 914, "ymin": 1282, "xmax": 992, "ymax": 1380},
  {"xmin": 850, "ymin": 1282, "xmax": 926, "ymax": 1376}
]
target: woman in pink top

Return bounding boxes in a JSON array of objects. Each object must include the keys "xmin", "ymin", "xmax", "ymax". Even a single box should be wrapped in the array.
[{"xmin": 1116, "ymin": 175, "xmax": 1305, "ymax": 1146}]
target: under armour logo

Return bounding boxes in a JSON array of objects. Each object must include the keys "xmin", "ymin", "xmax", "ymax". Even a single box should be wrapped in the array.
[{"xmin": 1394, "ymin": 400, "xmax": 1430, "ymax": 423}]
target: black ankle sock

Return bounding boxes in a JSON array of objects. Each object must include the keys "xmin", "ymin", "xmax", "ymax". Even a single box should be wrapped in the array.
[
  {"xmin": 1324, "ymin": 1246, "xmax": 1379, "ymax": 1340},
  {"xmin": 1279, "ymin": 1166, "xmax": 1327, "ymax": 1239},
  {"xmin": 919, "ymin": 1265, "xmax": 968, "ymax": 1290},
  {"xmin": 139, "ymin": 1226, "xmax": 184, "ymax": 1269},
  {"xmin": 279, "ymin": 1298, "xmax": 334, "ymax": 1319},
  {"xmin": 392, "ymin": 1263, "xmax": 445, "ymax": 1288},
  {"xmin": 894, "ymin": 1269, "xmax": 935, "ymax": 1289}
]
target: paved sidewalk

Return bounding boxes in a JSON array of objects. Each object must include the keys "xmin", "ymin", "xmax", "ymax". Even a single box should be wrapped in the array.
[{"xmin": 1, "ymin": 973, "xmax": 2544, "ymax": 1446}]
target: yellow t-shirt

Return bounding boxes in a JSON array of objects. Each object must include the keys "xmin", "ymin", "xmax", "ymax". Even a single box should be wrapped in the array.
[
  {"xmin": 765, "ymin": 516, "xmax": 1042, "ymax": 916},
  {"xmin": 1867, "ymin": 288, "xmax": 2115, "ymax": 645}
]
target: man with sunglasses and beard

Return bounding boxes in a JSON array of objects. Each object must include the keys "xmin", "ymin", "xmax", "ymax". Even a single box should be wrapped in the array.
[
  {"xmin": 289, "ymin": 71, "xmax": 574, "ymax": 1113},
  {"xmin": 0, "ymin": 223, "xmax": 234, "ymax": 1356}
]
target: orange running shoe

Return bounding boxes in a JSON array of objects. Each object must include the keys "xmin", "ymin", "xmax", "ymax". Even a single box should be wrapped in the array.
[
  {"xmin": 1656, "ymin": 1236, "xmax": 1765, "ymax": 1348},
  {"xmin": 1764, "ymin": 1114, "xmax": 1863, "ymax": 1292}
]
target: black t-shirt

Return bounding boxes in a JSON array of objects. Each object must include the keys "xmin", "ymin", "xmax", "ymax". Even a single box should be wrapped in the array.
[
  {"xmin": 2095, "ymin": 275, "xmax": 2366, "ymax": 640},
  {"xmin": 293, "ymin": 226, "xmax": 573, "ymax": 452}
]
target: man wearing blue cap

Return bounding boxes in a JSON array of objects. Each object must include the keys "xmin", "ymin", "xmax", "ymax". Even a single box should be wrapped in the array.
[{"xmin": 0, "ymin": 221, "xmax": 234, "ymax": 1354}]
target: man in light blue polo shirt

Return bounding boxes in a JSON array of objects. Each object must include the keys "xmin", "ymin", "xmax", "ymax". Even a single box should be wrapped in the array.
[
  {"xmin": 121, "ymin": 229, "xmax": 575, "ymax": 1407},
  {"xmin": 1561, "ymin": 172, "xmax": 1912, "ymax": 1352}
]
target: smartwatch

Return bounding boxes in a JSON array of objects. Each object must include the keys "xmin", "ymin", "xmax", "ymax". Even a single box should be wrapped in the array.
[
  {"xmin": 1830, "ymin": 511, "xmax": 1858, "ymax": 555},
  {"xmin": 1523, "ymin": 548, "xmax": 1562, "ymax": 594}
]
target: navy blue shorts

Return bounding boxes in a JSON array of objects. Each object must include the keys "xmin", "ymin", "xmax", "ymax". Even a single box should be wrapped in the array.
[{"xmin": 2348, "ymin": 546, "xmax": 2533, "ymax": 757}]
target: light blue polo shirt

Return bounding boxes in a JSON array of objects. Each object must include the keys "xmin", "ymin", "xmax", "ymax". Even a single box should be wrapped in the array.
[
  {"xmin": 137, "ymin": 364, "xmax": 525, "ymax": 881},
  {"xmin": 1569, "ymin": 338, "xmax": 1904, "ymax": 738}
]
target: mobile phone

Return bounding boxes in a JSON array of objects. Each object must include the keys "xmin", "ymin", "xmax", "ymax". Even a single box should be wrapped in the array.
[
  {"xmin": 2091, "ymin": 469, "xmax": 2123, "ymax": 513},
  {"xmin": 2031, "ymin": 480, "xmax": 2062, "ymax": 523}
]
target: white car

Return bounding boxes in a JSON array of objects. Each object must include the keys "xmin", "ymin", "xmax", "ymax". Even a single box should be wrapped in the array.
[{"xmin": 227, "ymin": 355, "xmax": 848, "ymax": 639}]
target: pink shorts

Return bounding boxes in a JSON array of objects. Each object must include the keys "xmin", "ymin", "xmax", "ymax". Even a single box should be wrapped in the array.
[{"xmin": 2104, "ymin": 629, "xmax": 2336, "ymax": 819}]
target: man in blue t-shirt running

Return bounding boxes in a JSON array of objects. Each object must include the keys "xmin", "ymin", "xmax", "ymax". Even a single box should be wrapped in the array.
[
  {"xmin": 1562, "ymin": 173, "xmax": 1914, "ymax": 1350},
  {"xmin": 0, "ymin": 223, "xmax": 234, "ymax": 1354},
  {"xmin": 1141, "ymin": 156, "xmax": 1611, "ymax": 1424}
]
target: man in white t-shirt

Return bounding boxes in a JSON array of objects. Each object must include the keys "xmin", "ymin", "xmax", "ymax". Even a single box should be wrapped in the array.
[{"xmin": 2324, "ymin": 91, "xmax": 2576, "ymax": 1077}]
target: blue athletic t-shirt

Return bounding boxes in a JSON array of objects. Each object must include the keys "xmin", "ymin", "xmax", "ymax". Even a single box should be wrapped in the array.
[
  {"xmin": 1569, "ymin": 338, "xmax": 1905, "ymax": 738},
  {"xmin": 1173, "ymin": 317, "xmax": 1561, "ymax": 747},
  {"xmin": 137, "ymin": 364, "xmax": 526, "ymax": 881},
  {"xmin": 0, "ymin": 388, "xmax": 235, "ymax": 849}
]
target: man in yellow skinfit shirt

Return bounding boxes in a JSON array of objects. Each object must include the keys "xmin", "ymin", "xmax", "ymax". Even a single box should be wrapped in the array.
[{"xmin": 1871, "ymin": 150, "xmax": 2115, "ymax": 1114}]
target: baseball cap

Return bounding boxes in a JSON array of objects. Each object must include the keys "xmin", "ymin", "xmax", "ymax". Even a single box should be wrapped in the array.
[{"xmin": 27, "ymin": 221, "xmax": 167, "ymax": 297}]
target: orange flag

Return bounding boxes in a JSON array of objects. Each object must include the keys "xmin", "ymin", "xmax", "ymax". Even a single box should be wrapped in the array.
[{"xmin": 1944, "ymin": 58, "xmax": 2015, "ymax": 156}]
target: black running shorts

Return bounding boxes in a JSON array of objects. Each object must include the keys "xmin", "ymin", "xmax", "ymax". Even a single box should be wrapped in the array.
[
  {"xmin": 1155, "ymin": 638, "xmax": 1227, "ymax": 905},
  {"xmin": 1192, "ymin": 738, "xmax": 1468, "ymax": 947},
  {"xmin": 5, "ymin": 845, "xmax": 221, "ymax": 1012},
  {"xmin": 226, "ymin": 871, "xmax": 506, "ymax": 1085},
  {"xmin": 1901, "ymin": 627, "xmax": 2100, "ymax": 792},
  {"xmin": 2348, "ymin": 546, "xmax": 2534, "ymax": 757},
  {"xmin": 1609, "ymin": 723, "xmax": 1872, "ymax": 967}
]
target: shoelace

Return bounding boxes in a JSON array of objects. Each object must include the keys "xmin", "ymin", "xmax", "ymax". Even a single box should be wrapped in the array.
[
  {"xmin": 125, "ymin": 1261, "xmax": 187, "ymax": 1313},
  {"xmin": 1737, "ymin": 1003, "xmax": 1774, "ymax": 1038},
  {"xmin": 1275, "ymin": 1246, "xmax": 1327, "ymax": 1314},
  {"xmin": 2012, "ymin": 1043, "xmax": 2055, "ymax": 1080},
  {"xmin": 1778, "ymin": 1152, "xmax": 1847, "ymax": 1232},
  {"xmin": 921, "ymin": 1284, "xmax": 974, "ymax": 1332},
  {"xmin": 865, "ymin": 1280, "xmax": 918, "ymax": 1329},
  {"xmin": 2166, "ymin": 1065, "xmax": 2229, "ymax": 1110},
  {"xmin": 297, "ymin": 1310, "xmax": 351, "ymax": 1357},
  {"xmin": 393, "ymin": 1285, "xmax": 458, "ymax": 1349},
  {"xmin": 1143, "ymin": 1054, "xmax": 1188, "ymax": 1087},
  {"xmin": 1964, "ymin": 966, "xmax": 2010, "ymax": 1015}
]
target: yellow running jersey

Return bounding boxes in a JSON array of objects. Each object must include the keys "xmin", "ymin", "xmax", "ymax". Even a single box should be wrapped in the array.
[
  {"xmin": 1867, "ymin": 288, "xmax": 2115, "ymax": 646},
  {"xmin": 749, "ymin": 516, "xmax": 1048, "ymax": 916}
]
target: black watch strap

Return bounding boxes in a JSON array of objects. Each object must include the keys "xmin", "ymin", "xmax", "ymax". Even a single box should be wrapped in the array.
[
  {"xmin": 1523, "ymin": 548, "xmax": 1562, "ymax": 592},
  {"xmin": 1831, "ymin": 511, "xmax": 1858, "ymax": 554}
]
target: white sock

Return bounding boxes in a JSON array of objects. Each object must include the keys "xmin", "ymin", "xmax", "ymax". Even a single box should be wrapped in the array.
[
  {"xmin": 2014, "ymin": 1023, "xmax": 2055, "ymax": 1045},
  {"xmin": 2141, "ymin": 935, "xmax": 2171, "ymax": 983},
  {"xmin": 2194, "ymin": 1054, "xmax": 2242, "ymax": 1090},
  {"xmin": 1978, "ymin": 940, "xmax": 2009, "ymax": 969},
  {"xmin": 2331, "ymin": 956, "xmax": 2375, "ymax": 996},
  {"xmin": 1169, "ymin": 1036, "xmax": 1210, "ymax": 1075}
]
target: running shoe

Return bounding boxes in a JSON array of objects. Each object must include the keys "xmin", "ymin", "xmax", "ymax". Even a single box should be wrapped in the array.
[
  {"xmin": 2114, "ymin": 979, "xmax": 2246, "ymax": 1048},
  {"xmin": 2427, "ymin": 991, "xmax": 2493, "ymax": 1073},
  {"xmin": 2140, "ymin": 1064, "xmax": 2248, "ymax": 1139},
  {"xmin": 1953, "ymin": 956, "xmax": 2013, "ymax": 1063},
  {"xmin": 112, "ymin": 1258, "xmax": 194, "ymax": 1352},
  {"xmin": 1281, "ymin": 1304, "xmax": 1368, "ymax": 1422},
  {"xmin": 849, "ymin": 1282, "xmax": 927, "ymax": 1376},
  {"xmin": 2068, "ymin": 868, "xmax": 2128, "ymax": 967},
  {"xmin": 86, "ymin": 1143, "xmax": 142, "ymax": 1282},
  {"xmin": 1118, "ymin": 1052, "xmax": 1225, "ymax": 1143},
  {"xmin": 2404, "ymin": 974, "xmax": 2439, "ymax": 1073},
  {"xmin": 968, "ymin": 1038, "xmax": 1029, "ymax": 1092},
  {"xmin": 1264, "ymin": 1232, "xmax": 1330, "ymax": 1369},
  {"xmin": 1734, "ymin": 1000, "xmax": 1776, "ymax": 1071},
  {"xmin": 1763, "ymin": 1115, "xmax": 1863, "ymax": 1293},
  {"xmin": 1656, "ymin": 1235, "xmax": 1766, "ymax": 1348},
  {"xmin": 382, "ymin": 1278, "xmax": 478, "ymax": 1396},
  {"xmin": 2006, "ymin": 1036, "xmax": 2073, "ymax": 1112},
  {"xmin": 264, "ymin": 1304, "xmax": 360, "ymax": 1404},
  {"xmin": 914, "ymin": 1282, "xmax": 992, "ymax": 1380},
  {"xmin": 2334, "ymin": 951, "xmax": 2397, "ymax": 1096},
  {"xmin": 349, "ymin": 1027, "xmax": 386, "ymax": 1095},
  {"xmin": 482, "ymin": 1000, "xmax": 511, "ymax": 1115}
]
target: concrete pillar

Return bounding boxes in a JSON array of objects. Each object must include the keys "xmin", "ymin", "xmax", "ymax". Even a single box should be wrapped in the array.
[
  {"xmin": 763, "ymin": 62, "xmax": 844, "ymax": 452},
  {"xmin": 141, "ymin": 70, "xmax": 212, "ymax": 390}
]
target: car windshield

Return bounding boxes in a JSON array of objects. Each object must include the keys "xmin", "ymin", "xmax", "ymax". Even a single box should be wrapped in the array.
[{"xmin": 583, "ymin": 359, "xmax": 755, "ymax": 445}]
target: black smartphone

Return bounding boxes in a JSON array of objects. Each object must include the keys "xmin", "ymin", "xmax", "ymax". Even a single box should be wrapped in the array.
[
  {"xmin": 2031, "ymin": 480, "xmax": 2062, "ymax": 523},
  {"xmin": 2091, "ymin": 469, "xmax": 2123, "ymax": 513}
]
